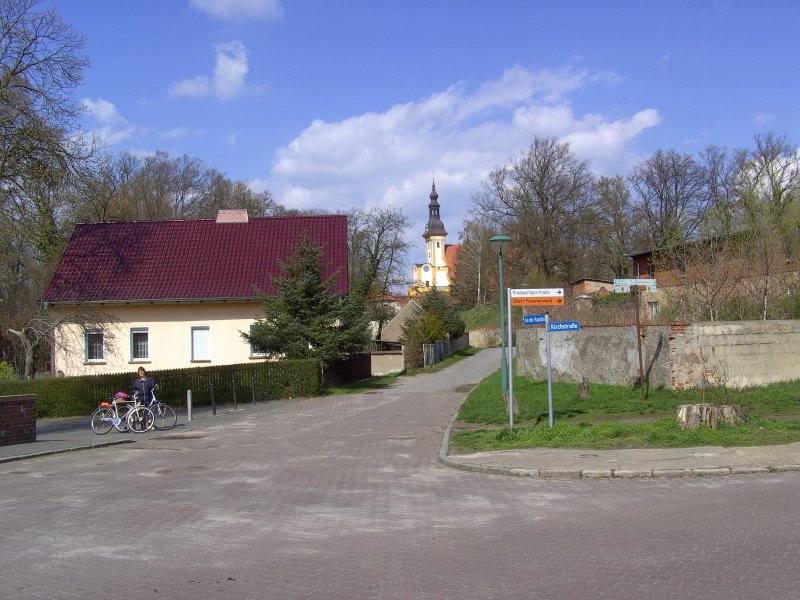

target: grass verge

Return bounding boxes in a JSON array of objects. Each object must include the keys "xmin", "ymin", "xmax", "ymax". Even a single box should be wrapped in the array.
[{"xmin": 452, "ymin": 368, "xmax": 800, "ymax": 452}]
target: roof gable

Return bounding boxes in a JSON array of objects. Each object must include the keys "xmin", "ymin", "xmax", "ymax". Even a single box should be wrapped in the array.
[{"xmin": 42, "ymin": 215, "xmax": 349, "ymax": 303}]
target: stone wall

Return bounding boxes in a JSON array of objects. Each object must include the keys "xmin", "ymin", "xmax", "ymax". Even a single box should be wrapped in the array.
[
  {"xmin": 371, "ymin": 352, "xmax": 404, "ymax": 376},
  {"xmin": 669, "ymin": 320, "xmax": 800, "ymax": 388},
  {"xmin": 516, "ymin": 325, "xmax": 672, "ymax": 387},
  {"xmin": 515, "ymin": 320, "xmax": 800, "ymax": 389},
  {"xmin": 469, "ymin": 328, "xmax": 501, "ymax": 349},
  {"xmin": 0, "ymin": 395, "xmax": 36, "ymax": 446}
]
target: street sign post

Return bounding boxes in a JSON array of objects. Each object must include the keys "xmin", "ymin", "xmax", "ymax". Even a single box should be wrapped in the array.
[
  {"xmin": 613, "ymin": 278, "xmax": 658, "ymax": 401},
  {"xmin": 507, "ymin": 288, "xmax": 567, "ymax": 429}
]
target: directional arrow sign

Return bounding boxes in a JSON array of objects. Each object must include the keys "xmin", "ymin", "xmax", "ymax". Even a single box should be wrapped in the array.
[{"xmin": 510, "ymin": 288, "xmax": 564, "ymax": 306}]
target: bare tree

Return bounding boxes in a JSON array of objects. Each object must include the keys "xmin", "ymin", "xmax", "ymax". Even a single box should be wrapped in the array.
[
  {"xmin": 9, "ymin": 305, "xmax": 117, "ymax": 378},
  {"xmin": 654, "ymin": 234, "xmax": 742, "ymax": 321},
  {"xmin": 628, "ymin": 150, "xmax": 709, "ymax": 247},
  {"xmin": 452, "ymin": 218, "xmax": 496, "ymax": 307},
  {"xmin": 587, "ymin": 175, "xmax": 638, "ymax": 278},
  {"xmin": 472, "ymin": 137, "xmax": 595, "ymax": 283},
  {"xmin": 347, "ymin": 205, "xmax": 412, "ymax": 338},
  {"xmin": 0, "ymin": 0, "xmax": 94, "ymax": 191}
]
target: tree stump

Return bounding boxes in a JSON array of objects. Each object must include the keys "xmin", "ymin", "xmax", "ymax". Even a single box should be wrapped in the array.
[{"xmin": 676, "ymin": 404, "xmax": 745, "ymax": 430}]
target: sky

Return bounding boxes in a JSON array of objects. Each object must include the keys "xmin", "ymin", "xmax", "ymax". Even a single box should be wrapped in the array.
[{"xmin": 48, "ymin": 0, "xmax": 800, "ymax": 265}]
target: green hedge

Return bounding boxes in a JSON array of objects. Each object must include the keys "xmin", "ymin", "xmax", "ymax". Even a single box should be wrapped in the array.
[{"xmin": 0, "ymin": 359, "xmax": 323, "ymax": 418}]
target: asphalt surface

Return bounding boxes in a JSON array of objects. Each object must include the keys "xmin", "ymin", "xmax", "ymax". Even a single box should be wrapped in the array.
[{"xmin": 1, "ymin": 348, "xmax": 799, "ymax": 599}]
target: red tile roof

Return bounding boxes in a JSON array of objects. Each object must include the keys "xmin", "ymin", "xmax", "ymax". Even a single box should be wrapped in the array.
[
  {"xmin": 444, "ymin": 243, "xmax": 460, "ymax": 280},
  {"xmin": 42, "ymin": 215, "xmax": 349, "ymax": 303}
]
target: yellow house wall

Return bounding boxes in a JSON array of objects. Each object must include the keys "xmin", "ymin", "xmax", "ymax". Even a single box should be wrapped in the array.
[{"xmin": 49, "ymin": 301, "xmax": 264, "ymax": 376}]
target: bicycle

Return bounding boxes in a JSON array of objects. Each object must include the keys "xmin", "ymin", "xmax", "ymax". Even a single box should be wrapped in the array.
[
  {"xmin": 90, "ymin": 392, "xmax": 154, "ymax": 434},
  {"xmin": 133, "ymin": 385, "xmax": 177, "ymax": 431}
]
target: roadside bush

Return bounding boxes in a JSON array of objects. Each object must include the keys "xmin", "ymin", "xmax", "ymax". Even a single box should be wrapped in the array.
[{"xmin": 0, "ymin": 359, "xmax": 323, "ymax": 418}]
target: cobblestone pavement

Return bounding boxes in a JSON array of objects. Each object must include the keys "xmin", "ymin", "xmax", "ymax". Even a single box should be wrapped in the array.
[{"xmin": 1, "ymin": 349, "xmax": 798, "ymax": 599}]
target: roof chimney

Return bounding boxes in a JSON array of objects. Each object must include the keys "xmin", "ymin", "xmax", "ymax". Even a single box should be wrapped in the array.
[{"xmin": 216, "ymin": 209, "xmax": 249, "ymax": 223}]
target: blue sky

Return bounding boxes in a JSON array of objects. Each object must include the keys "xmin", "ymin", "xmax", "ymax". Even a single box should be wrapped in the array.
[{"xmin": 50, "ymin": 0, "xmax": 800, "ymax": 261}]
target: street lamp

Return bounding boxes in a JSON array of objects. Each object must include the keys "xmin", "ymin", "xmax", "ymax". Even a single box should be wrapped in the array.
[{"xmin": 490, "ymin": 234, "xmax": 511, "ymax": 393}]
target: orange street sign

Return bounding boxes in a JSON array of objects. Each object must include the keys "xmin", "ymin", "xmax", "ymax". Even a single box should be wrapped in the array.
[{"xmin": 511, "ymin": 296, "xmax": 564, "ymax": 306}]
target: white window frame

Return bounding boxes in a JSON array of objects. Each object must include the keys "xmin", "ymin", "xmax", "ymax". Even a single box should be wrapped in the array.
[
  {"xmin": 85, "ymin": 329, "xmax": 105, "ymax": 362},
  {"xmin": 130, "ymin": 327, "xmax": 149, "ymax": 361},
  {"xmin": 191, "ymin": 326, "xmax": 211, "ymax": 361}
]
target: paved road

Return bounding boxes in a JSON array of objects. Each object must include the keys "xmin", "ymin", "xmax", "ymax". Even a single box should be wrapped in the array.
[{"xmin": 1, "ymin": 349, "xmax": 798, "ymax": 599}]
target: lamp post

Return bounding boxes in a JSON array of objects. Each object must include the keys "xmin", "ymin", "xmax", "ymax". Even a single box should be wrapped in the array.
[{"xmin": 490, "ymin": 234, "xmax": 511, "ymax": 393}]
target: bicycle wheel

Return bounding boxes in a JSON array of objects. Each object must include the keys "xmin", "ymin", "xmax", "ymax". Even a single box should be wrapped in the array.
[
  {"xmin": 114, "ymin": 405, "xmax": 131, "ymax": 432},
  {"xmin": 151, "ymin": 403, "xmax": 177, "ymax": 430},
  {"xmin": 126, "ymin": 406, "xmax": 154, "ymax": 433},
  {"xmin": 90, "ymin": 407, "xmax": 114, "ymax": 435}
]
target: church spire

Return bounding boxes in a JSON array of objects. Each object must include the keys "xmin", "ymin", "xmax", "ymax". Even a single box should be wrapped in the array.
[{"xmin": 423, "ymin": 181, "xmax": 447, "ymax": 239}]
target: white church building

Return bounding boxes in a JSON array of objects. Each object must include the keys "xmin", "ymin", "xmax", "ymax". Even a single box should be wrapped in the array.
[{"xmin": 409, "ymin": 182, "xmax": 459, "ymax": 297}]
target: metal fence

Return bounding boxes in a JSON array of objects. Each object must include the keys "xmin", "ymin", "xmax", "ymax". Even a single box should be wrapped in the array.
[{"xmin": 422, "ymin": 334, "xmax": 469, "ymax": 367}]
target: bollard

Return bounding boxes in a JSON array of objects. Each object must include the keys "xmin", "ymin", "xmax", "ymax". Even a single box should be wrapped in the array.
[
  {"xmin": 210, "ymin": 382, "xmax": 216, "ymax": 416},
  {"xmin": 187, "ymin": 389, "xmax": 193, "ymax": 422},
  {"xmin": 232, "ymin": 377, "xmax": 238, "ymax": 410},
  {"xmin": 251, "ymin": 377, "xmax": 256, "ymax": 405}
]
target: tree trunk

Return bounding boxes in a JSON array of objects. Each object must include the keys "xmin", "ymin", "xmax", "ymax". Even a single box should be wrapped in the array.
[
  {"xmin": 676, "ymin": 404, "xmax": 745, "ymax": 430},
  {"xmin": 8, "ymin": 328, "xmax": 35, "ymax": 379}
]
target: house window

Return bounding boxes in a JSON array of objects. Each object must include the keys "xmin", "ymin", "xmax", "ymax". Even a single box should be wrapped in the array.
[
  {"xmin": 85, "ymin": 329, "xmax": 104, "ymax": 362},
  {"xmin": 648, "ymin": 302, "xmax": 659, "ymax": 318},
  {"xmin": 249, "ymin": 325, "xmax": 267, "ymax": 357},
  {"xmin": 130, "ymin": 328, "xmax": 149, "ymax": 361},
  {"xmin": 191, "ymin": 326, "xmax": 211, "ymax": 361}
]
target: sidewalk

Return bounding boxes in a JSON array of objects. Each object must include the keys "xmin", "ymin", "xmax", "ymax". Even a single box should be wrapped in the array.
[
  {"xmin": 0, "ymin": 400, "xmax": 277, "ymax": 463},
  {"xmin": 439, "ymin": 415, "xmax": 800, "ymax": 479}
]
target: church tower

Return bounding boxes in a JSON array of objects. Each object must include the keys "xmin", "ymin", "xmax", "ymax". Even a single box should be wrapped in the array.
[{"xmin": 409, "ymin": 182, "xmax": 458, "ymax": 296}]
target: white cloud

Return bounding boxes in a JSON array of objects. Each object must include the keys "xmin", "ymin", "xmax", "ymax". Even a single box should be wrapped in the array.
[
  {"xmin": 169, "ymin": 76, "xmax": 211, "ymax": 98},
  {"xmin": 189, "ymin": 0, "xmax": 283, "ymax": 21},
  {"xmin": 264, "ymin": 66, "xmax": 661, "ymax": 250},
  {"xmin": 160, "ymin": 127, "xmax": 207, "ymax": 140},
  {"xmin": 754, "ymin": 112, "xmax": 774, "ymax": 124},
  {"xmin": 81, "ymin": 98, "xmax": 137, "ymax": 145},
  {"xmin": 169, "ymin": 41, "xmax": 251, "ymax": 101},
  {"xmin": 214, "ymin": 41, "xmax": 248, "ymax": 100}
]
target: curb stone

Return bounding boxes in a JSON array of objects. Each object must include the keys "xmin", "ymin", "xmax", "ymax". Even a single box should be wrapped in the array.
[
  {"xmin": 437, "ymin": 390, "xmax": 800, "ymax": 480},
  {"xmin": 0, "ymin": 439, "xmax": 134, "ymax": 464}
]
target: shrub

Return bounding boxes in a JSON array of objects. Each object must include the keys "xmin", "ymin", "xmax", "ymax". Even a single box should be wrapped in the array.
[{"xmin": 0, "ymin": 359, "xmax": 323, "ymax": 418}]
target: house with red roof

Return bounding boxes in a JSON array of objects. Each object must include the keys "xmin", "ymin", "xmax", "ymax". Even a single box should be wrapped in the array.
[{"xmin": 41, "ymin": 210, "xmax": 348, "ymax": 376}]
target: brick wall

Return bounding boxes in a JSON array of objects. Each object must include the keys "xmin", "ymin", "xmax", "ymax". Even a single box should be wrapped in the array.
[{"xmin": 0, "ymin": 395, "xmax": 37, "ymax": 446}]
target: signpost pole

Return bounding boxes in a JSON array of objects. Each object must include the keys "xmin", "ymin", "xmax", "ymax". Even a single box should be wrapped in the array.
[
  {"xmin": 507, "ymin": 287, "xmax": 514, "ymax": 428},
  {"xmin": 545, "ymin": 313, "xmax": 554, "ymax": 428},
  {"xmin": 635, "ymin": 286, "xmax": 645, "ymax": 402}
]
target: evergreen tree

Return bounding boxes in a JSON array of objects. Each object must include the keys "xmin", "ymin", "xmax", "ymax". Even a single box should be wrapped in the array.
[{"xmin": 244, "ymin": 233, "xmax": 370, "ymax": 366}]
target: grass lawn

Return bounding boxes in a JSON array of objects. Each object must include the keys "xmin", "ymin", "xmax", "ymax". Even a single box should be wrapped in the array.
[{"xmin": 451, "ymin": 368, "xmax": 800, "ymax": 452}]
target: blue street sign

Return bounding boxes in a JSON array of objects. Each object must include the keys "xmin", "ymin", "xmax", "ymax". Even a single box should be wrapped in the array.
[
  {"xmin": 549, "ymin": 321, "xmax": 580, "ymax": 332},
  {"xmin": 523, "ymin": 314, "xmax": 546, "ymax": 325}
]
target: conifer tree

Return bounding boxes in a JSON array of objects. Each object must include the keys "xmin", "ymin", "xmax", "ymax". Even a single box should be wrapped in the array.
[{"xmin": 244, "ymin": 233, "xmax": 370, "ymax": 366}]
